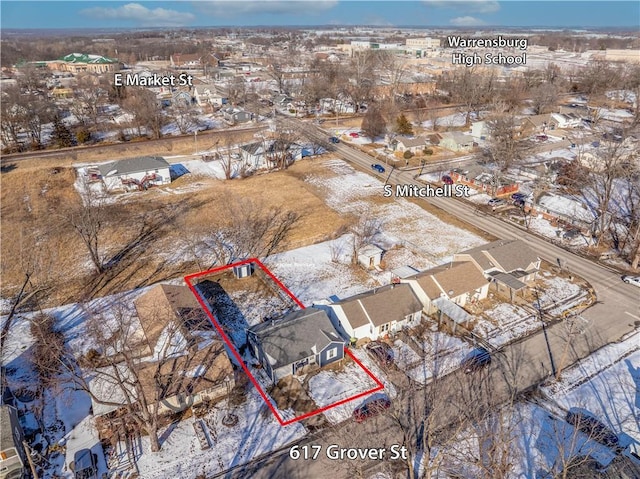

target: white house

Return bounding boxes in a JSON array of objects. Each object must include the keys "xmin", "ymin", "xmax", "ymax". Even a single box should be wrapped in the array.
[
  {"xmin": 193, "ymin": 85, "xmax": 226, "ymax": 107},
  {"xmin": 394, "ymin": 137, "xmax": 427, "ymax": 154},
  {"xmin": 98, "ymin": 156, "xmax": 171, "ymax": 192},
  {"xmin": 439, "ymin": 131, "xmax": 475, "ymax": 152},
  {"xmin": 551, "ymin": 112, "xmax": 582, "ymax": 129},
  {"xmin": 327, "ymin": 283, "xmax": 422, "ymax": 341}
]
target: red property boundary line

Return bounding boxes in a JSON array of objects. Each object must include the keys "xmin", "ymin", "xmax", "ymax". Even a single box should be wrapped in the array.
[{"xmin": 183, "ymin": 258, "xmax": 384, "ymax": 426}]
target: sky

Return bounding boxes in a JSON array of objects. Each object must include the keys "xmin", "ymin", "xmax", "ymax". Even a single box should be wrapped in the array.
[{"xmin": 1, "ymin": 1, "xmax": 639, "ymax": 29}]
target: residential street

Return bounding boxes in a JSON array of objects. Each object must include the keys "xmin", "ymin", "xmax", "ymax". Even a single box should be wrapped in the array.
[{"xmin": 223, "ymin": 125, "xmax": 639, "ymax": 479}]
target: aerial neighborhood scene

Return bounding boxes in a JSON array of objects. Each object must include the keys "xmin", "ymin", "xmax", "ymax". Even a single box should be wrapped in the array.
[{"xmin": 2, "ymin": 1, "xmax": 640, "ymax": 478}]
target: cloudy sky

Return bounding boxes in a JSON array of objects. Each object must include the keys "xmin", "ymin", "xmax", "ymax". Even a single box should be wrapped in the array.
[{"xmin": 2, "ymin": 1, "xmax": 639, "ymax": 29}]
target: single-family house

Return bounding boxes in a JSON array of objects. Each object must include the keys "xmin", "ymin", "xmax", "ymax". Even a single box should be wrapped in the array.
[
  {"xmin": 247, "ymin": 307, "xmax": 345, "ymax": 383},
  {"xmin": 394, "ymin": 137, "xmax": 427, "ymax": 154},
  {"xmin": 453, "ymin": 239, "xmax": 541, "ymax": 298},
  {"xmin": 222, "ymin": 106, "xmax": 253, "ymax": 124},
  {"xmin": 97, "ymin": 156, "xmax": 171, "ymax": 192},
  {"xmin": 518, "ymin": 113, "xmax": 554, "ymax": 136},
  {"xmin": 402, "ymin": 261, "xmax": 490, "ymax": 314},
  {"xmin": 170, "ymin": 53, "xmax": 202, "ymax": 70},
  {"xmin": 551, "ymin": 112, "xmax": 582, "ymax": 129},
  {"xmin": 328, "ymin": 283, "xmax": 422, "ymax": 341},
  {"xmin": 193, "ymin": 85, "xmax": 226, "ymax": 107},
  {"xmin": 439, "ymin": 131, "xmax": 475, "ymax": 152},
  {"xmin": 239, "ymin": 139, "xmax": 300, "ymax": 169},
  {"xmin": 88, "ymin": 284, "xmax": 235, "ymax": 417}
]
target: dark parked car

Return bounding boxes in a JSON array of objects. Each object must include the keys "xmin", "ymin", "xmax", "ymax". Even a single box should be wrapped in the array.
[
  {"xmin": 366, "ymin": 341, "xmax": 394, "ymax": 367},
  {"xmin": 563, "ymin": 228, "xmax": 581, "ymax": 240},
  {"xmin": 461, "ymin": 348, "xmax": 491, "ymax": 374},
  {"xmin": 442, "ymin": 175, "xmax": 454, "ymax": 185},
  {"xmin": 74, "ymin": 449, "xmax": 98, "ymax": 479},
  {"xmin": 511, "ymin": 192, "xmax": 528, "ymax": 201},
  {"xmin": 371, "ymin": 164, "xmax": 385, "ymax": 173},
  {"xmin": 353, "ymin": 398, "xmax": 391, "ymax": 423},
  {"xmin": 565, "ymin": 408, "xmax": 619, "ymax": 448},
  {"xmin": 329, "ymin": 136, "xmax": 340, "ymax": 144}
]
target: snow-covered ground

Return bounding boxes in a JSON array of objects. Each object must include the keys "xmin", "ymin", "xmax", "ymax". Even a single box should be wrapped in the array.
[
  {"xmin": 541, "ymin": 332, "xmax": 640, "ymax": 444},
  {"xmin": 265, "ymin": 235, "xmax": 379, "ymax": 305},
  {"xmin": 135, "ymin": 388, "xmax": 307, "ymax": 479},
  {"xmin": 306, "ymin": 359, "xmax": 384, "ymax": 425},
  {"xmin": 306, "ymin": 159, "xmax": 484, "ymax": 266},
  {"xmin": 403, "ymin": 328, "xmax": 473, "ymax": 385},
  {"xmin": 433, "ymin": 331, "xmax": 640, "ymax": 478},
  {"xmin": 473, "ymin": 303, "xmax": 540, "ymax": 348}
]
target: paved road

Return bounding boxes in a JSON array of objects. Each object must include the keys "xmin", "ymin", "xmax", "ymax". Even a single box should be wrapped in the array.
[{"xmin": 223, "ymin": 123, "xmax": 639, "ymax": 479}]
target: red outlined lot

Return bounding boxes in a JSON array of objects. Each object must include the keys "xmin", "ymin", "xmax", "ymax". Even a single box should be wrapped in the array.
[{"xmin": 184, "ymin": 258, "xmax": 384, "ymax": 426}]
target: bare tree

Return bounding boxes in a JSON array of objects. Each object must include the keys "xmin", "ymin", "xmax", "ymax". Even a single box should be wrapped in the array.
[
  {"xmin": 0, "ymin": 85, "xmax": 26, "ymax": 152},
  {"xmin": 62, "ymin": 179, "xmax": 109, "ymax": 274},
  {"xmin": 169, "ymin": 101, "xmax": 199, "ymax": 134},
  {"xmin": 531, "ymin": 83, "xmax": 559, "ymax": 115},
  {"xmin": 361, "ymin": 105, "xmax": 386, "ymax": 143},
  {"xmin": 123, "ymin": 88, "xmax": 167, "ymax": 139},
  {"xmin": 578, "ymin": 136, "xmax": 630, "ymax": 247},
  {"xmin": 485, "ymin": 113, "xmax": 531, "ymax": 173},
  {"xmin": 442, "ymin": 67, "xmax": 496, "ymax": 126},
  {"xmin": 350, "ymin": 214, "xmax": 382, "ymax": 264},
  {"xmin": 71, "ymin": 74, "xmax": 107, "ymax": 129},
  {"xmin": 206, "ymin": 197, "xmax": 300, "ymax": 265},
  {"xmin": 345, "ymin": 50, "xmax": 379, "ymax": 112}
]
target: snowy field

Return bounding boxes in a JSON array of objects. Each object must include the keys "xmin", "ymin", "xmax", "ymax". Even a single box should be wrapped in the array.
[{"xmin": 306, "ymin": 159, "xmax": 485, "ymax": 265}]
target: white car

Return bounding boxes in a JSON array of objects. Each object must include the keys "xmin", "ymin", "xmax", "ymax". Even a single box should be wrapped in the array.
[{"xmin": 622, "ymin": 275, "xmax": 640, "ymax": 287}]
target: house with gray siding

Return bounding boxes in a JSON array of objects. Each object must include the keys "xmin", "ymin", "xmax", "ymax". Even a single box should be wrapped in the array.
[{"xmin": 247, "ymin": 307, "xmax": 344, "ymax": 383}]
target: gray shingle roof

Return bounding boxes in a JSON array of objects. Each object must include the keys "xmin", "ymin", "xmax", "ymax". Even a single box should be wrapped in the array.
[
  {"xmin": 457, "ymin": 239, "xmax": 539, "ymax": 274},
  {"xmin": 98, "ymin": 156, "xmax": 169, "ymax": 177},
  {"xmin": 248, "ymin": 307, "xmax": 341, "ymax": 369},
  {"xmin": 336, "ymin": 283, "xmax": 422, "ymax": 328}
]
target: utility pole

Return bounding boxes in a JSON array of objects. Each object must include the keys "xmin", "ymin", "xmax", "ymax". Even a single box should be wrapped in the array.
[
  {"xmin": 535, "ymin": 287, "xmax": 556, "ymax": 378},
  {"xmin": 194, "ymin": 130, "xmax": 198, "ymax": 155},
  {"xmin": 22, "ymin": 441, "xmax": 39, "ymax": 478}
]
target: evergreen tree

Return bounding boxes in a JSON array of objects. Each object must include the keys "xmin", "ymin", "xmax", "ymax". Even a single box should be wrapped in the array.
[
  {"xmin": 395, "ymin": 113, "xmax": 414, "ymax": 135},
  {"xmin": 52, "ymin": 114, "xmax": 74, "ymax": 148}
]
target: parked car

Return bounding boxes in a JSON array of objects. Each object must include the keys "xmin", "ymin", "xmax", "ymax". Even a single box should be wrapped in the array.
[
  {"xmin": 511, "ymin": 192, "xmax": 528, "ymax": 201},
  {"xmin": 329, "ymin": 136, "xmax": 340, "ymax": 144},
  {"xmin": 73, "ymin": 449, "xmax": 98, "ymax": 479},
  {"xmin": 622, "ymin": 275, "xmax": 640, "ymax": 288},
  {"xmin": 371, "ymin": 164, "xmax": 385, "ymax": 173},
  {"xmin": 565, "ymin": 408, "xmax": 619, "ymax": 448},
  {"xmin": 442, "ymin": 175, "xmax": 454, "ymax": 185},
  {"xmin": 536, "ymin": 135, "xmax": 548, "ymax": 141},
  {"xmin": 461, "ymin": 348, "xmax": 491, "ymax": 374},
  {"xmin": 349, "ymin": 132, "xmax": 359, "ymax": 138},
  {"xmin": 366, "ymin": 341, "xmax": 394, "ymax": 367},
  {"xmin": 353, "ymin": 398, "xmax": 391, "ymax": 423},
  {"xmin": 563, "ymin": 228, "xmax": 581, "ymax": 240},
  {"xmin": 488, "ymin": 198, "xmax": 507, "ymax": 207}
]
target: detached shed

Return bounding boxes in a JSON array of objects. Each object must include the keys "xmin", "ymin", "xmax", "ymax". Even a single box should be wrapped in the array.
[
  {"xmin": 357, "ymin": 244, "xmax": 384, "ymax": 270},
  {"xmin": 233, "ymin": 263, "xmax": 254, "ymax": 279}
]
